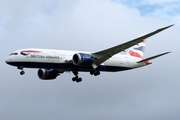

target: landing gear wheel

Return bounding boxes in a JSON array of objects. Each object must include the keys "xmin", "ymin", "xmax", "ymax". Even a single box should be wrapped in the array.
[
  {"xmin": 76, "ymin": 77, "xmax": 82, "ymax": 83},
  {"xmin": 20, "ymin": 71, "xmax": 25, "ymax": 75},
  {"xmin": 90, "ymin": 71, "xmax": 94, "ymax": 75},
  {"xmin": 72, "ymin": 77, "xmax": 77, "ymax": 82},
  {"xmin": 72, "ymin": 71, "xmax": 82, "ymax": 83},
  {"xmin": 90, "ymin": 70, "xmax": 100, "ymax": 76}
]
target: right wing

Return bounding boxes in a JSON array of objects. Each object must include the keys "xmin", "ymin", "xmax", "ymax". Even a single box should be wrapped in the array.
[{"xmin": 91, "ymin": 24, "xmax": 174, "ymax": 68}]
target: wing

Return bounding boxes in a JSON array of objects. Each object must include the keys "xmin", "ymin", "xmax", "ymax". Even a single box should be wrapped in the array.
[{"xmin": 91, "ymin": 24, "xmax": 174, "ymax": 68}]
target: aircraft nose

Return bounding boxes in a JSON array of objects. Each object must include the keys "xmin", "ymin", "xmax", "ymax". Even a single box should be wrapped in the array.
[{"xmin": 5, "ymin": 57, "xmax": 11, "ymax": 64}]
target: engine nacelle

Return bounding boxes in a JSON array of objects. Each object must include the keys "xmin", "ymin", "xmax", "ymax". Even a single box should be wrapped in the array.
[
  {"xmin": 73, "ymin": 53, "xmax": 94, "ymax": 66},
  {"xmin": 38, "ymin": 69, "xmax": 58, "ymax": 80}
]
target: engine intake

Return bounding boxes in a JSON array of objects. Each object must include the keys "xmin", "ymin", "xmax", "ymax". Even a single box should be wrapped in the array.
[
  {"xmin": 38, "ymin": 69, "xmax": 58, "ymax": 80},
  {"xmin": 73, "ymin": 53, "xmax": 94, "ymax": 66}
]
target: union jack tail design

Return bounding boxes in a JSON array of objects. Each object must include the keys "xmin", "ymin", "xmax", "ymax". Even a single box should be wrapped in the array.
[{"xmin": 127, "ymin": 33, "xmax": 147, "ymax": 59}]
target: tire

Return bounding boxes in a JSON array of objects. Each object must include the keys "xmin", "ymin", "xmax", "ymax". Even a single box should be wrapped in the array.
[
  {"xmin": 78, "ymin": 78, "xmax": 82, "ymax": 82},
  {"xmin": 90, "ymin": 71, "xmax": 94, "ymax": 75},
  {"xmin": 20, "ymin": 71, "xmax": 25, "ymax": 75},
  {"xmin": 72, "ymin": 77, "xmax": 76, "ymax": 82},
  {"xmin": 76, "ymin": 77, "xmax": 82, "ymax": 83}
]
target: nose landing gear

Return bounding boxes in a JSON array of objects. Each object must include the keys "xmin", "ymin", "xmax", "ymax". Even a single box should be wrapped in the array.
[
  {"xmin": 18, "ymin": 66, "xmax": 25, "ymax": 75},
  {"xmin": 20, "ymin": 70, "xmax": 25, "ymax": 75}
]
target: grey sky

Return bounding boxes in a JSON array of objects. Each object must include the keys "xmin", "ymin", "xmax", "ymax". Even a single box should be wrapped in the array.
[{"xmin": 0, "ymin": 0, "xmax": 180, "ymax": 120}]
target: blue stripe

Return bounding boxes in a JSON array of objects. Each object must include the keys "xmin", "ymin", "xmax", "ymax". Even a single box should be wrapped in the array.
[
  {"xmin": 134, "ymin": 46, "xmax": 145, "ymax": 52},
  {"xmin": 7, "ymin": 62, "xmax": 132, "ymax": 72},
  {"xmin": 21, "ymin": 53, "xmax": 29, "ymax": 56}
]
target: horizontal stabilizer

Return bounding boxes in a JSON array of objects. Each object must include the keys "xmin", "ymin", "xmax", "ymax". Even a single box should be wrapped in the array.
[{"xmin": 137, "ymin": 52, "xmax": 171, "ymax": 63}]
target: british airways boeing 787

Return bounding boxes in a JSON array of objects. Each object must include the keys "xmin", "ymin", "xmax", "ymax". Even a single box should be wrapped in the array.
[{"xmin": 5, "ymin": 25, "xmax": 173, "ymax": 82}]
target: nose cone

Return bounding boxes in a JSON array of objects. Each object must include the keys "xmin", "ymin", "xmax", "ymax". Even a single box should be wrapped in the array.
[{"xmin": 5, "ymin": 57, "xmax": 11, "ymax": 64}]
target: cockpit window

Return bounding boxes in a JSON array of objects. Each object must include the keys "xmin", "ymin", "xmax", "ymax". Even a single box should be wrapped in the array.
[{"xmin": 9, "ymin": 53, "xmax": 18, "ymax": 56}]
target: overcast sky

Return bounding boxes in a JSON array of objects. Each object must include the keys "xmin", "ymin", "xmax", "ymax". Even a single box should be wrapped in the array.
[{"xmin": 0, "ymin": 0, "xmax": 180, "ymax": 120}]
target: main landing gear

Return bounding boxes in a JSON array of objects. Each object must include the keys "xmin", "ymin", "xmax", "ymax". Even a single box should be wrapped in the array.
[
  {"xmin": 72, "ymin": 71, "xmax": 82, "ymax": 83},
  {"xmin": 18, "ymin": 66, "xmax": 25, "ymax": 75},
  {"xmin": 90, "ymin": 70, "xmax": 100, "ymax": 76},
  {"xmin": 72, "ymin": 70, "xmax": 100, "ymax": 83}
]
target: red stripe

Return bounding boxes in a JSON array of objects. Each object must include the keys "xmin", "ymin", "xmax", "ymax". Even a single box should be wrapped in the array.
[
  {"xmin": 129, "ymin": 50, "xmax": 143, "ymax": 59},
  {"xmin": 21, "ymin": 50, "xmax": 41, "ymax": 53}
]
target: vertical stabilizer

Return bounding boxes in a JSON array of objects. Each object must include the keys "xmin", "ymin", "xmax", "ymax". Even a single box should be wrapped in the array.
[{"xmin": 127, "ymin": 32, "xmax": 147, "ymax": 59}]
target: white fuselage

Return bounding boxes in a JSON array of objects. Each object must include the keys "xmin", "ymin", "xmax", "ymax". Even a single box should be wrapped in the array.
[{"xmin": 6, "ymin": 48, "xmax": 147, "ymax": 72}]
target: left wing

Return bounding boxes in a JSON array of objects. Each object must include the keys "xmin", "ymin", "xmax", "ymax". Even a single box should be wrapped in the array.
[{"xmin": 91, "ymin": 24, "xmax": 174, "ymax": 68}]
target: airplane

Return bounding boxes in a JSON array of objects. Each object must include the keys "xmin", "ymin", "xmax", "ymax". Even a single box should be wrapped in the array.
[{"xmin": 5, "ymin": 25, "xmax": 173, "ymax": 83}]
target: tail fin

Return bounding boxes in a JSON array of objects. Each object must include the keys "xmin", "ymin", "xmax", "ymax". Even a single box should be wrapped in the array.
[{"xmin": 127, "ymin": 33, "xmax": 147, "ymax": 59}]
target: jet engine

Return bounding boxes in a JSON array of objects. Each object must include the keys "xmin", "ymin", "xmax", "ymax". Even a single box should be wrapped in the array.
[
  {"xmin": 73, "ymin": 53, "xmax": 94, "ymax": 66},
  {"xmin": 38, "ymin": 69, "xmax": 58, "ymax": 80}
]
